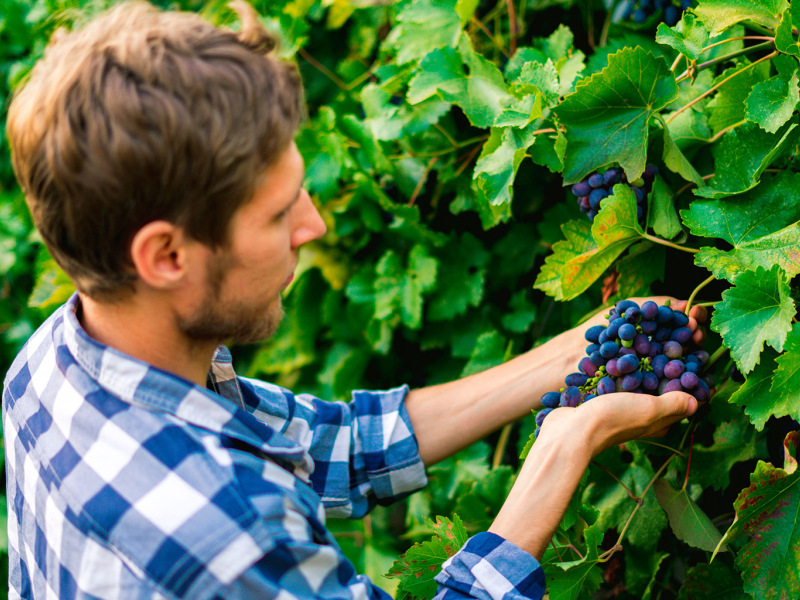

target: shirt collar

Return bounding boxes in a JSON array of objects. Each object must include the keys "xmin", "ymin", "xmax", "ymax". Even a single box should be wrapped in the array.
[{"xmin": 61, "ymin": 293, "xmax": 312, "ymax": 471}]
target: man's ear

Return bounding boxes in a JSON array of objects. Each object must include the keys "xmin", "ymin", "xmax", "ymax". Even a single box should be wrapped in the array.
[{"xmin": 129, "ymin": 221, "xmax": 192, "ymax": 290}]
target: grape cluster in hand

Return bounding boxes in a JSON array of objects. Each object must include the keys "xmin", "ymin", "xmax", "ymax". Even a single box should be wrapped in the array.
[
  {"xmin": 622, "ymin": 0, "xmax": 692, "ymax": 26},
  {"xmin": 570, "ymin": 164, "xmax": 658, "ymax": 224},
  {"xmin": 535, "ymin": 300, "xmax": 711, "ymax": 437}
]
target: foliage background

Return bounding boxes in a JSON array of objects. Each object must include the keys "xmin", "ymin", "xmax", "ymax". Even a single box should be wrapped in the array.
[{"xmin": 1, "ymin": 0, "xmax": 798, "ymax": 597}]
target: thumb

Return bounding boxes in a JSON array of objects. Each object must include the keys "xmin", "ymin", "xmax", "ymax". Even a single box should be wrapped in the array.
[{"xmin": 658, "ymin": 391, "xmax": 698, "ymax": 419}]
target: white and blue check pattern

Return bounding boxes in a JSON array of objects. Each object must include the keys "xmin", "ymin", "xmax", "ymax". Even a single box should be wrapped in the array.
[{"xmin": 3, "ymin": 293, "xmax": 545, "ymax": 599}]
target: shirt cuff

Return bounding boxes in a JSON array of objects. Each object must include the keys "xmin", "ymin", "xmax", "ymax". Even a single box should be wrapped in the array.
[{"xmin": 434, "ymin": 532, "xmax": 546, "ymax": 600}]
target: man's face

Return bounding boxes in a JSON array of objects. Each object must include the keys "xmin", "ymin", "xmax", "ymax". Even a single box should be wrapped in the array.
[{"xmin": 177, "ymin": 142, "xmax": 326, "ymax": 345}]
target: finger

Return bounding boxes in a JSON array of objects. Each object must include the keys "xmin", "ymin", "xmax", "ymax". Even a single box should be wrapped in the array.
[
  {"xmin": 692, "ymin": 327, "xmax": 706, "ymax": 346},
  {"xmin": 655, "ymin": 391, "xmax": 698, "ymax": 420},
  {"xmin": 687, "ymin": 316, "xmax": 698, "ymax": 332},
  {"xmin": 689, "ymin": 305, "xmax": 708, "ymax": 323},
  {"xmin": 648, "ymin": 425, "xmax": 672, "ymax": 439}
]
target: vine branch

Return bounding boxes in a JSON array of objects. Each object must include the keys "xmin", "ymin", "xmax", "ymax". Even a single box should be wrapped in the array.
[
  {"xmin": 686, "ymin": 274, "xmax": 715, "ymax": 314},
  {"xmin": 675, "ymin": 40, "xmax": 776, "ymax": 83},
  {"xmin": 592, "ymin": 460, "xmax": 640, "ymax": 501},
  {"xmin": 641, "ymin": 233, "xmax": 700, "ymax": 254},
  {"xmin": 492, "ymin": 423, "xmax": 513, "ymax": 468}
]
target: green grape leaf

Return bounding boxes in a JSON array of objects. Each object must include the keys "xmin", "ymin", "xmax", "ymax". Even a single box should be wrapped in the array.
[
  {"xmin": 662, "ymin": 120, "xmax": 707, "ymax": 186},
  {"xmin": 676, "ymin": 562, "xmax": 751, "ymax": 600},
  {"xmin": 29, "ymin": 254, "xmax": 75, "ymax": 310},
  {"xmin": 554, "ymin": 47, "xmax": 679, "ymax": 184},
  {"xmin": 460, "ymin": 331, "xmax": 507, "ymax": 377},
  {"xmin": 387, "ymin": 0, "xmax": 462, "ymax": 65},
  {"xmin": 655, "ymin": 13, "xmax": 710, "ymax": 61},
  {"xmin": 767, "ymin": 322, "xmax": 800, "ymax": 425},
  {"xmin": 515, "ymin": 59, "xmax": 560, "ymax": 106},
  {"xmin": 648, "ymin": 177, "xmax": 683, "ymax": 239},
  {"xmin": 528, "ymin": 125, "xmax": 567, "ymax": 172},
  {"xmin": 691, "ymin": 417, "xmax": 766, "ymax": 491},
  {"xmin": 428, "ymin": 233, "xmax": 490, "ymax": 321},
  {"xmin": 544, "ymin": 522, "xmax": 604, "ymax": 600},
  {"xmin": 454, "ymin": 466, "xmax": 515, "ymax": 532},
  {"xmin": 694, "ymin": 0, "xmax": 787, "ymax": 35},
  {"xmin": 374, "ymin": 246, "xmax": 438, "ymax": 330},
  {"xmin": 386, "ymin": 514, "xmax": 469, "ymax": 600},
  {"xmin": 745, "ymin": 71, "xmax": 800, "ymax": 134},
  {"xmin": 710, "ymin": 265, "xmax": 795, "ymax": 375},
  {"xmin": 683, "ymin": 172, "xmax": 800, "ymax": 281},
  {"xmin": 560, "ymin": 185, "xmax": 643, "ymax": 300},
  {"xmin": 653, "ymin": 479, "xmax": 726, "ymax": 552},
  {"xmin": 775, "ymin": 4, "xmax": 800, "ymax": 57},
  {"xmin": 473, "ymin": 126, "xmax": 537, "ymax": 208},
  {"xmin": 706, "ymin": 60, "xmax": 771, "ymax": 134},
  {"xmin": 501, "ymin": 290, "xmax": 537, "ymax": 333},
  {"xmin": 729, "ymin": 348, "xmax": 782, "ymax": 431},
  {"xmin": 493, "ymin": 93, "xmax": 543, "ymax": 128},
  {"xmin": 362, "ymin": 85, "xmax": 450, "ymax": 141},
  {"xmin": 694, "ymin": 119, "xmax": 800, "ymax": 199},
  {"xmin": 408, "ymin": 37, "xmax": 514, "ymax": 128},
  {"xmin": 558, "ymin": 50, "xmax": 586, "ymax": 96},
  {"xmin": 534, "ymin": 220, "xmax": 596, "ymax": 301},
  {"xmin": 613, "ymin": 242, "xmax": 666, "ymax": 300},
  {"xmin": 715, "ymin": 431, "xmax": 800, "ymax": 600}
]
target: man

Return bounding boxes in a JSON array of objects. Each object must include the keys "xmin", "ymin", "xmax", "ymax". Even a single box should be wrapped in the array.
[{"xmin": 3, "ymin": 2, "xmax": 705, "ymax": 599}]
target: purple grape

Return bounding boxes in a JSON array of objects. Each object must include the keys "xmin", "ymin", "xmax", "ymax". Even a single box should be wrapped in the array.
[
  {"xmin": 561, "ymin": 386, "xmax": 582, "ymax": 407},
  {"xmin": 664, "ymin": 360, "xmax": 686, "ymax": 380},
  {"xmin": 636, "ymin": 206, "xmax": 644, "ymax": 220},
  {"xmin": 606, "ymin": 358, "xmax": 621, "ymax": 377},
  {"xmin": 633, "ymin": 333, "xmax": 651, "ymax": 355},
  {"xmin": 654, "ymin": 328, "xmax": 672, "ymax": 343},
  {"xmin": 579, "ymin": 357, "xmax": 599, "ymax": 377},
  {"xmin": 664, "ymin": 5, "xmax": 680, "ymax": 26},
  {"xmin": 617, "ymin": 354, "xmax": 640, "ymax": 374},
  {"xmin": 652, "ymin": 354, "xmax": 669, "ymax": 378},
  {"xmin": 657, "ymin": 305, "xmax": 674, "ymax": 325},
  {"xmin": 597, "ymin": 376, "xmax": 616, "ymax": 395},
  {"xmin": 541, "ymin": 391, "xmax": 561, "ymax": 408},
  {"xmin": 589, "ymin": 188, "xmax": 608, "ymax": 209},
  {"xmin": 680, "ymin": 372, "xmax": 699, "ymax": 389},
  {"xmin": 632, "ymin": 187, "xmax": 645, "ymax": 202},
  {"xmin": 657, "ymin": 378, "xmax": 669, "ymax": 395},
  {"xmin": 607, "ymin": 317, "xmax": 626, "ymax": 339},
  {"xmin": 590, "ymin": 351, "xmax": 607, "ymax": 367},
  {"xmin": 598, "ymin": 329, "xmax": 610, "ymax": 344},
  {"xmin": 671, "ymin": 327, "xmax": 692, "ymax": 344},
  {"xmin": 534, "ymin": 424, "xmax": 541, "ymax": 438},
  {"xmin": 616, "ymin": 300, "xmax": 640, "ymax": 313},
  {"xmin": 648, "ymin": 341, "xmax": 663, "ymax": 358},
  {"xmin": 684, "ymin": 354, "xmax": 700, "ymax": 365},
  {"xmin": 662, "ymin": 379, "xmax": 684, "ymax": 394},
  {"xmin": 565, "ymin": 372, "xmax": 588, "ymax": 387},
  {"xmin": 694, "ymin": 378, "xmax": 710, "ymax": 401},
  {"xmin": 640, "ymin": 320, "xmax": 657, "ymax": 335},
  {"xmin": 622, "ymin": 371, "xmax": 644, "ymax": 391},
  {"xmin": 634, "ymin": 7, "xmax": 647, "ymax": 22},
  {"xmin": 664, "ymin": 341, "xmax": 682, "ymax": 359},
  {"xmin": 535, "ymin": 407, "xmax": 554, "ymax": 426},
  {"xmin": 624, "ymin": 307, "xmax": 642, "ymax": 324},
  {"xmin": 584, "ymin": 394, "xmax": 597, "ymax": 401},
  {"xmin": 572, "ymin": 181, "xmax": 591, "ymax": 196},
  {"xmin": 585, "ymin": 325, "xmax": 606, "ymax": 343},
  {"xmin": 608, "ymin": 310, "xmax": 619, "ymax": 321},
  {"xmin": 693, "ymin": 350, "xmax": 710, "ymax": 365},
  {"xmin": 619, "ymin": 346, "xmax": 638, "ymax": 357},
  {"xmin": 588, "ymin": 173, "xmax": 605, "ymax": 188},
  {"xmin": 586, "ymin": 343, "xmax": 601, "ymax": 355},
  {"xmin": 671, "ymin": 311, "xmax": 689, "ymax": 328},
  {"xmin": 619, "ymin": 323, "xmax": 637, "ymax": 341},
  {"xmin": 641, "ymin": 301, "xmax": 659, "ymax": 320},
  {"xmin": 642, "ymin": 371, "xmax": 659, "ymax": 391},
  {"xmin": 685, "ymin": 361, "xmax": 700, "ymax": 374},
  {"xmin": 644, "ymin": 164, "xmax": 659, "ymax": 180},
  {"xmin": 600, "ymin": 341, "xmax": 620, "ymax": 359},
  {"xmin": 703, "ymin": 374, "xmax": 715, "ymax": 387},
  {"xmin": 588, "ymin": 209, "xmax": 598, "ymax": 221},
  {"xmin": 603, "ymin": 168, "xmax": 621, "ymax": 184}
]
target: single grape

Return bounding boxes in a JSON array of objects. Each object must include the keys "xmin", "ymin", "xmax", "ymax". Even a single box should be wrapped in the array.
[
  {"xmin": 663, "ymin": 340, "xmax": 682, "ymax": 359},
  {"xmin": 654, "ymin": 328, "xmax": 672, "ymax": 343},
  {"xmin": 579, "ymin": 357, "xmax": 599, "ymax": 377},
  {"xmin": 642, "ymin": 371, "xmax": 659, "ymax": 391},
  {"xmin": 560, "ymin": 386, "xmax": 582, "ymax": 407},
  {"xmin": 629, "ymin": 177, "xmax": 645, "ymax": 187},
  {"xmin": 632, "ymin": 187, "xmax": 645, "ymax": 202},
  {"xmin": 664, "ymin": 5, "xmax": 679, "ymax": 25},
  {"xmin": 598, "ymin": 329, "xmax": 610, "ymax": 344},
  {"xmin": 619, "ymin": 323, "xmax": 637, "ymax": 341},
  {"xmin": 584, "ymin": 394, "xmax": 597, "ymax": 401},
  {"xmin": 535, "ymin": 407, "xmax": 554, "ymax": 426},
  {"xmin": 641, "ymin": 301, "xmax": 659, "ymax": 320},
  {"xmin": 588, "ymin": 208, "xmax": 598, "ymax": 222},
  {"xmin": 621, "ymin": 338, "xmax": 634, "ymax": 348},
  {"xmin": 624, "ymin": 307, "xmax": 642, "ymax": 324},
  {"xmin": 648, "ymin": 341, "xmax": 663, "ymax": 358},
  {"xmin": 617, "ymin": 354, "xmax": 640, "ymax": 374},
  {"xmin": 622, "ymin": 371, "xmax": 643, "ymax": 391},
  {"xmin": 684, "ymin": 361, "xmax": 700, "ymax": 374},
  {"xmin": 590, "ymin": 351, "xmax": 607, "ymax": 367},
  {"xmin": 588, "ymin": 173, "xmax": 605, "ymax": 188},
  {"xmin": 565, "ymin": 372, "xmax": 588, "ymax": 387},
  {"xmin": 657, "ymin": 377, "xmax": 670, "ymax": 395},
  {"xmin": 656, "ymin": 305, "xmax": 674, "ymax": 325},
  {"xmin": 586, "ymin": 343, "xmax": 601, "ymax": 355},
  {"xmin": 664, "ymin": 360, "xmax": 686, "ymax": 379},
  {"xmin": 633, "ymin": 333, "xmax": 650, "ymax": 355},
  {"xmin": 652, "ymin": 354, "xmax": 669, "ymax": 378},
  {"xmin": 600, "ymin": 341, "xmax": 620, "ymax": 359},
  {"xmin": 662, "ymin": 379, "xmax": 684, "ymax": 394},
  {"xmin": 603, "ymin": 168, "xmax": 621, "ymax": 185},
  {"xmin": 541, "ymin": 391, "xmax": 561, "ymax": 408},
  {"xmin": 534, "ymin": 424, "xmax": 541, "ymax": 438},
  {"xmin": 572, "ymin": 181, "xmax": 591, "ymax": 196},
  {"xmin": 644, "ymin": 164, "xmax": 659, "ymax": 180},
  {"xmin": 693, "ymin": 350, "xmax": 710, "ymax": 365},
  {"xmin": 636, "ymin": 205, "xmax": 644, "ymax": 221},
  {"xmin": 640, "ymin": 320, "xmax": 657, "ymax": 335},
  {"xmin": 579, "ymin": 197, "xmax": 591, "ymax": 211},
  {"xmin": 634, "ymin": 9, "xmax": 647, "ymax": 23},
  {"xmin": 680, "ymin": 372, "xmax": 699, "ymax": 389},
  {"xmin": 672, "ymin": 311, "xmax": 689, "ymax": 328},
  {"xmin": 606, "ymin": 317, "xmax": 626, "ymax": 339},
  {"xmin": 694, "ymin": 378, "xmax": 710, "ymax": 401},
  {"xmin": 671, "ymin": 327, "xmax": 692, "ymax": 344},
  {"xmin": 606, "ymin": 358, "xmax": 622, "ymax": 377},
  {"xmin": 684, "ymin": 354, "xmax": 700, "ymax": 365},
  {"xmin": 597, "ymin": 376, "xmax": 616, "ymax": 395},
  {"xmin": 618, "ymin": 346, "xmax": 638, "ymax": 357},
  {"xmin": 589, "ymin": 188, "xmax": 608, "ymax": 209},
  {"xmin": 616, "ymin": 300, "xmax": 640, "ymax": 314},
  {"xmin": 585, "ymin": 325, "xmax": 606, "ymax": 343}
]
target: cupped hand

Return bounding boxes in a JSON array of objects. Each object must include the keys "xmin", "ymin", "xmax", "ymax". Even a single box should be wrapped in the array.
[
  {"xmin": 583, "ymin": 296, "xmax": 708, "ymax": 346},
  {"xmin": 538, "ymin": 391, "xmax": 698, "ymax": 458}
]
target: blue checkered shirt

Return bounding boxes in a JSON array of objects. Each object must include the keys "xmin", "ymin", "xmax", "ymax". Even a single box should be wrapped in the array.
[{"xmin": 3, "ymin": 294, "xmax": 545, "ymax": 599}]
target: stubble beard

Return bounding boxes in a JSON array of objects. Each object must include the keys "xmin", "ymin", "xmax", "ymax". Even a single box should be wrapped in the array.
[{"xmin": 177, "ymin": 249, "xmax": 285, "ymax": 346}]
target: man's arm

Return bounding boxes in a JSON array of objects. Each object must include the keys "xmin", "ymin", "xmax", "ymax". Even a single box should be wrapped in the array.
[{"xmin": 405, "ymin": 297, "xmax": 707, "ymax": 466}]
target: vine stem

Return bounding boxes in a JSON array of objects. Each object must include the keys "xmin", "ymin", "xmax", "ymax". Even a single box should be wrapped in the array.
[
  {"xmin": 707, "ymin": 345, "xmax": 730, "ymax": 368},
  {"xmin": 698, "ymin": 35, "xmax": 774, "ymax": 55},
  {"xmin": 694, "ymin": 301, "xmax": 718, "ymax": 308},
  {"xmin": 668, "ymin": 50, "xmax": 778, "ymax": 124},
  {"xmin": 633, "ymin": 439, "xmax": 685, "ymax": 456},
  {"xmin": 492, "ymin": 424, "xmax": 512, "ymax": 468},
  {"xmin": 407, "ymin": 157, "xmax": 438, "ymax": 207},
  {"xmin": 708, "ymin": 119, "xmax": 747, "ymax": 144},
  {"xmin": 675, "ymin": 40, "xmax": 776, "ymax": 83},
  {"xmin": 641, "ymin": 233, "xmax": 700, "ymax": 254},
  {"xmin": 591, "ymin": 460, "xmax": 640, "ymax": 501},
  {"xmin": 682, "ymin": 435, "xmax": 694, "ymax": 491},
  {"xmin": 388, "ymin": 135, "xmax": 489, "ymax": 159},
  {"xmin": 506, "ymin": 0, "xmax": 518, "ymax": 55},
  {"xmin": 686, "ymin": 275, "xmax": 715, "ymax": 314},
  {"xmin": 471, "ymin": 17, "xmax": 510, "ymax": 58},
  {"xmin": 670, "ymin": 54, "xmax": 684, "ymax": 72},
  {"xmin": 598, "ymin": 0, "xmax": 623, "ymax": 47},
  {"xmin": 674, "ymin": 173, "xmax": 715, "ymax": 198},
  {"xmin": 453, "ymin": 143, "xmax": 483, "ymax": 178}
]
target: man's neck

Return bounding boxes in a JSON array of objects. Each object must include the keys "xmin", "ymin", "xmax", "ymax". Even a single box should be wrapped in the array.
[{"xmin": 77, "ymin": 292, "xmax": 219, "ymax": 387}]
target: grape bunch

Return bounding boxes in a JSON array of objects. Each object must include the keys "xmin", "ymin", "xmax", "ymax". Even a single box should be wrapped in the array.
[
  {"xmin": 534, "ymin": 299, "xmax": 711, "ymax": 437},
  {"xmin": 570, "ymin": 164, "xmax": 658, "ymax": 225},
  {"xmin": 622, "ymin": 0, "xmax": 692, "ymax": 26}
]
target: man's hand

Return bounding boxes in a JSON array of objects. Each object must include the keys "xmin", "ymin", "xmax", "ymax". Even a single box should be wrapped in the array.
[{"xmin": 488, "ymin": 391, "xmax": 697, "ymax": 560}]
